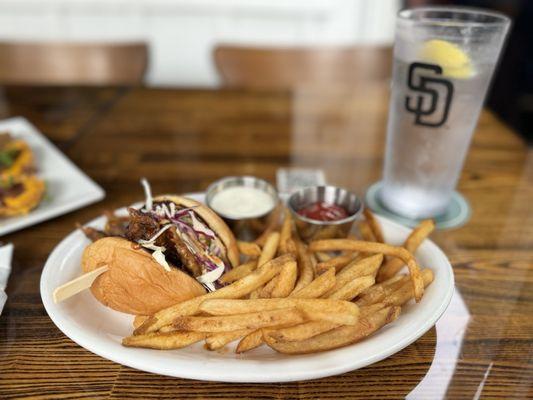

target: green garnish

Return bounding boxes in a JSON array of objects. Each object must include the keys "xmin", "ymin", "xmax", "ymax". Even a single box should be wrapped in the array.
[{"xmin": 0, "ymin": 149, "xmax": 19, "ymax": 168}]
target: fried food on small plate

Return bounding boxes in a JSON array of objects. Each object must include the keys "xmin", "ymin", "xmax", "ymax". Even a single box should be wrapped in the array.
[{"xmin": 0, "ymin": 175, "xmax": 45, "ymax": 217}]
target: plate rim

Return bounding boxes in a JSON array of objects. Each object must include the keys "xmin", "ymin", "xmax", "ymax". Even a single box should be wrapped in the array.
[{"xmin": 40, "ymin": 193, "xmax": 454, "ymax": 383}]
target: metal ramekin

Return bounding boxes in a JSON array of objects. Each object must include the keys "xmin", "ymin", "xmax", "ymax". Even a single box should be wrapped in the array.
[
  {"xmin": 205, "ymin": 176, "xmax": 279, "ymax": 240},
  {"xmin": 288, "ymin": 185, "xmax": 363, "ymax": 243}
]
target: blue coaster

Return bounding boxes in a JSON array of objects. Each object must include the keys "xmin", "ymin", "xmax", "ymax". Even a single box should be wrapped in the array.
[{"xmin": 365, "ymin": 181, "xmax": 471, "ymax": 230}]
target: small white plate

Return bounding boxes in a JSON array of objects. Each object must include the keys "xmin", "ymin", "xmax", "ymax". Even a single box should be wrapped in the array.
[
  {"xmin": 0, "ymin": 117, "xmax": 105, "ymax": 236},
  {"xmin": 41, "ymin": 193, "xmax": 454, "ymax": 383}
]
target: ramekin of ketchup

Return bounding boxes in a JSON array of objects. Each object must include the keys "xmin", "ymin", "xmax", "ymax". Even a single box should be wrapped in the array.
[
  {"xmin": 297, "ymin": 202, "xmax": 349, "ymax": 222},
  {"xmin": 288, "ymin": 186, "xmax": 363, "ymax": 242}
]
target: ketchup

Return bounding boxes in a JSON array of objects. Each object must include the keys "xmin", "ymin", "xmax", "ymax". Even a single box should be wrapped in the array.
[{"xmin": 297, "ymin": 202, "xmax": 349, "ymax": 222}]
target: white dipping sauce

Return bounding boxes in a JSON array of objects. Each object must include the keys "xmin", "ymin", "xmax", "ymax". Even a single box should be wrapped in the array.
[{"xmin": 210, "ymin": 186, "xmax": 275, "ymax": 219}]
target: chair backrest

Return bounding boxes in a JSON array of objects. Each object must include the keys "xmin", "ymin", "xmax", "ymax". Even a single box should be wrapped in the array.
[
  {"xmin": 214, "ymin": 45, "xmax": 392, "ymax": 89},
  {"xmin": 0, "ymin": 42, "xmax": 148, "ymax": 85}
]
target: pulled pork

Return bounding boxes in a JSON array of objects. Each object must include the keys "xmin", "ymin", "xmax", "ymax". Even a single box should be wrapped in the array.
[
  {"xmin": 122, "ymin": 207, "xmax": 202, "ymax": 276},
  {"xmin": 169, "ymin": 227, "xmax": 202, "ymax": 277},
  {"xmin": 78, "ymin": 224, "xmax": 106, "ymax": 242},
  {"xmin": 124, "ymin": 207, "xmax": 159, "ymax": 242},
  {"xmin": 103, "ymin": 211, "xmax": 130, "ymax": 237},
  {"xmin": 80, "ymin": 205, "xmax": 215, "ymax": 279}
]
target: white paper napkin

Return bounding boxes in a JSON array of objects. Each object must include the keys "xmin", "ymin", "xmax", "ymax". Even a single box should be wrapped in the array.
[{"xmin": 0, "ymin": 243, "xmax": 13, "ymax": 315}]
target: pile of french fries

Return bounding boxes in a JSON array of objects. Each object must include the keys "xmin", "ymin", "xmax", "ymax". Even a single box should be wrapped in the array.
[{"xmin": 123, "ymin": 209, "xmax": 436, "ymax": 355}]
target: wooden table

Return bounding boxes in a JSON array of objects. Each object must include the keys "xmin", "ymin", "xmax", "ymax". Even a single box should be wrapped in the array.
[{"xmin": 0, "ymin": 85, "xmax": 531, "ymax": 399}]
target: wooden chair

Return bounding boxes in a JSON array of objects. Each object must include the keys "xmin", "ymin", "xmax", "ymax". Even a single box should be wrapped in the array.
[
  {"xmin": 0, "ymin": 42, "xmax": 148, "ymax": 85},
  {"xmin": 214, "ymin": 45, "xmax": 392, "ymax": 89}
]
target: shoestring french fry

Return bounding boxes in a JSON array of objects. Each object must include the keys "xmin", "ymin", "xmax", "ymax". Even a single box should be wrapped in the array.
[
  {"xmin": 133, "ymin": 315, "xmax": 149, "ymax": 329},
  {"xmin": 122, "ymin": 331, "xmax": 207, "ymax": 350},
  {"xmin": 257, "ymin": 232, "xmax": 281, "ymax": 267},
  {"xmin": 289, "ymin": 267, "xmax": 336, "ymax": 299},
  {"xmin": 173, "ymin": 308, "xmax": 306, "ymax": 333},
  {"xmin": 380, "ymin": 274, "xmax": 407, "ymax": 288},
  {"xmin": 205, "ymin": 329, "xmax": 254, "ymax": 351},
  {"xmin": 312, "ymin": 224, "xmax": 344, "ymax": 241},
  {"xmin": 258, "ymin": 259, "xmax": 297, "ymax": 298},
  {"xmin": 219, "ymin": 260, "xmax": 257, "ymax": 284},
  {"xmin": 315, "ymin": 252, "xmax": 333, "ymax": 263},
  {"xmin": 309, "ymin": 239, "xmax": 424, "ymax": 302},
  {"xmin": 327, "ymin": 275, "xmax": 375, "ymax": 301},
  {"xmin": 388, "ymin": 221, "xmax": 433, "ymax": 275},
  {"xmin": 285, "ymin": 238, "xmax": 297, "ymax": 258},
  {"xmin": 359, "ymin": 221, "xmax": 376, "ymax": 242},
  {"xmin": 268, "ymin": 260, "xmax": 298, "ymax": 298},
  {"xmin": 292, "ymin": 240, "xmax": 315, "ymax": 293},
  {"xmin": 316, "ymin": 252, "xmax": 358, "ymax": 274},
  {"xmin": 356, "ymin": 275, "xmax": 408, "ymax": 306},
  {"xmin": 237, "ymin": 241, "xmax": 262, "ymax": 258},
  {"xmin": 360, "ymin": 302, "xmax": 388, "ymax": 317},
  {"xmin": 258, "ymin": 275, "xmax": 278, "ymax": 298},
  {"xmin": 324, "ymin": 254, "xmax": 383, "ymax": 297},
  {"xmin": 363, "ymin": 208, "xmax": 385, "ymax": 243},
  {"xmin": 355, "ymin": 222, "xmax": 375, "ymax": 260},
  {"xmin": 278, "ymin": 208, "xmax": 295, "ymax": 256},
  {"xmin": 250, "ymin": 232, "xmax": 281, "ymax": 299},
  {"xmin": 405, "ymin": 219, "xmax": 435, "ymax": 250},
  {"xmin": 341, "ymin": 234, "xmax": 359, "ymax": 255},
  {"xmin": 377, "ymin": 219, "xmax": 435, "ymax": 282},
  {"xmin": 381, "ymin": 268, "xmax": 434, "ymax": 307},
  {"xmin": 299, "ymin": 301, "xmax": 359, "ymax": 325},
  {"xmin": 310, "ymin": 252, "xmax": 319, "ymax": 274},
  {"xmin": 236, "ymin": 329, "xmax": 263, "ymax": 353},
  {"xmin": 159, "ymin": 324, "xmax": 179, "ymax": 333},
  {"xmin": 263, "ymin": 321, "xmax": 338, "ymax": 343}
]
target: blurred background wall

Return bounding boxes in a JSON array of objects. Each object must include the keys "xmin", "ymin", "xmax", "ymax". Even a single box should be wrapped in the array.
[
  {"xmin": 0, "ymin": 0, "xmax": 399, "ymax": 87},
  {"xmin": 0, "ymin": 0, "xmax": 530, "ymax": 140}
]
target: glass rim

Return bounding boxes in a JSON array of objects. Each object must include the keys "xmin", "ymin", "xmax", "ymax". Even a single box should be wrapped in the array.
[{"xmin": 398, "ymin": 6, "xmax": 511, "ymax": 27}]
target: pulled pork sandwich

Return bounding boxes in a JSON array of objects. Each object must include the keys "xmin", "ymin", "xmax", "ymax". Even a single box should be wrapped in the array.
[{"xmin": 80, "ymin": 181, "xmax": 239, "ymax": 315}]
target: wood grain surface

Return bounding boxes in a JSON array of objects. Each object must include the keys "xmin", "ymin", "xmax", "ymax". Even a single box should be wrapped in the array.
[{"xmin": 0, "ymin": 86, "xmax": 532, "ymax": 399}]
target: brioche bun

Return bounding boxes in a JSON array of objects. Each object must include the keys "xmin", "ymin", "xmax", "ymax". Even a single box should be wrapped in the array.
[
  {"xmin": 82, "ymin": 237, "xmax": 206, "ymax": 315},
  {"xmin": 154, "ymin": 195, "xmax": 240, "ymax": 268}
]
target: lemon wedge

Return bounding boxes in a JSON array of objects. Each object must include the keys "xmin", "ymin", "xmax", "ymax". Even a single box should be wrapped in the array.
[{"xmin": 420, "ymin": 39, "xmax": 474, "ymax": 79}]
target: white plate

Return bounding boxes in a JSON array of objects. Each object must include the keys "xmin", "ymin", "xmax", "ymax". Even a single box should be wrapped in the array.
[
  {"xmin": 0, "ymin": 117, "xmax": 104, "ymax": 236},
  {"xmin": 41, "ymin": 193, "xmax": 454, "ymax": 383}
]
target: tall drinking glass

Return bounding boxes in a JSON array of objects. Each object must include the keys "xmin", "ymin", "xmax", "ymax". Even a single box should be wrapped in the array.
[{"xmin": 381, "ymin": 7, "xmax": 510, "ymax": 219}]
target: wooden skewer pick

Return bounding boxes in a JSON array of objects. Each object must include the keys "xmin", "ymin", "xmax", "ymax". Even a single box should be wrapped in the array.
[{"xmin": 53, "ymin": 265, "xmax": 109, "ymax": 304}]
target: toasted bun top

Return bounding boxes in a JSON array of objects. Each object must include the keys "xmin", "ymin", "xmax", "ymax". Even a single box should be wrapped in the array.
[
  {"xmin": 154, "ymin": 195, "xmax": 240, "ymax": 268},
  {"xmin": 82, "ymin": 237, "xmax": 206, "ymax": 315}
]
